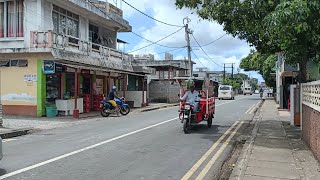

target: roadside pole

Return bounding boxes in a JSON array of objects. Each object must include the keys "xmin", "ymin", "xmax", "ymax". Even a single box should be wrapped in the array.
[
  {"xmin": 184, "ymin": 17, "xmax": 192, "ymax": 77},
  {"xmin": 0, "ymin": 70, "xmax": 3, "ymax": 127}
]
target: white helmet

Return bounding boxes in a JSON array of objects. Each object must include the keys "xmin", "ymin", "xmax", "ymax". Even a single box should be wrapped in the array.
[{"xmin": 112, "ymin": 86, "xmax": 117, "ymax": 90}]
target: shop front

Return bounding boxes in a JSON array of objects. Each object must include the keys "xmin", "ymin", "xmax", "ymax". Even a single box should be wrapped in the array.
[{"xmin": 41, "ymin": 60, "xmax": 136, "ymax": 118}]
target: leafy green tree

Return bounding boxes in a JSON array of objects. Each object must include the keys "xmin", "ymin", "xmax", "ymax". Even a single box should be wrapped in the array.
[
  {"xmin": 175, "ymin": 0, "xmax": 320, "ymax": 82},
  {"xmin": 223, "ymin": 78, "xmax": 241, "ymax": 90},
  {"xmin": 240, "ymin": 51, "xmax": 277, "ymax": 87}
]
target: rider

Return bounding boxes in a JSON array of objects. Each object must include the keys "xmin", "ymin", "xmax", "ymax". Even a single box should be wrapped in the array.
[
  {"xmin": 107, "ymin": 86, "xmax": 120, "ymax": 116},
  {"xmin": 259, "ymin": 87, "xmax": 264, "ymax": 99},
  {"xmin": 180, "ymin": 80, "xmax": 200, "ymax": 112}
]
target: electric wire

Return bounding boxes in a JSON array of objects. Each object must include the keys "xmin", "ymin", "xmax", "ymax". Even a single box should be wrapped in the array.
[
  {"xmin": 128, "ymin": 26, "xmax": 185, "ymax": 53},
  {"xmin": 121, "ymin": 0, "xmax": 184, "ymax": 27},
  {"xmin": 191, "ymin": 34, "xmax": 224, "ymax": 68}
]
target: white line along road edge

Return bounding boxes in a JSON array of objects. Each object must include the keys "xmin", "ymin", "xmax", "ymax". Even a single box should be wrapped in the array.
[{"xmin": 0, "ymin": 117, "xmax": 178, "ymax": 179}]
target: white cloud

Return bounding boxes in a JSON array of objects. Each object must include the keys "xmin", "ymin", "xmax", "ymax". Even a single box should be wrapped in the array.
[{"xmin": 112, "ymin": 0, "xmax": 261, "ymax": 80}]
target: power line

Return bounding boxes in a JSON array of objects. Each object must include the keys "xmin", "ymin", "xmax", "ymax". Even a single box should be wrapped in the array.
[
  {"xmin": 121, "ymin": 0, "xmax": 184, "ymax": 28},
  {"xmin": 191, "ymin": 34, "xmax": 224, "ymax": 68},
  {"xmin": 87, "ymin": 0, "xmax": 186, "ymax": 52},
  {"xmin": 156, "ymin": 47, "xmax": 186, "ymax": 55},
  {"xmin": 191, "ymin": 50, "xmax": 206, "ymax": 67},
  {"xmin": 128, "ymin": 26, "xmax": 185, "ymax": 53},
  {"xmin": 193, "ymin": 33, "xmax": 227, "ymax": 47},
  {"xmin": 131, "ymin": 31, "xmax": 186, "ymax": 49}
]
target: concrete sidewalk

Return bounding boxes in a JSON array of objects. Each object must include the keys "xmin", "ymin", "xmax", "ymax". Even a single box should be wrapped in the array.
[{"xmin": 231, "ymin": 100, "xmax": 320, "ymax": 180}]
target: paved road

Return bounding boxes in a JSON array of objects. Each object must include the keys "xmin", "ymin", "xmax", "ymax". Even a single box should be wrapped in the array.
[{"xmin": 0, "ymin": 95, "xmax": 260, "ymax": 180}]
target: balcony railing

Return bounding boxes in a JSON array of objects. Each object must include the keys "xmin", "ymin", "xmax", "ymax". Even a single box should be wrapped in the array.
[{"xmin": 30, "ymin": 31, "xmax": 133, "ymax": 65}]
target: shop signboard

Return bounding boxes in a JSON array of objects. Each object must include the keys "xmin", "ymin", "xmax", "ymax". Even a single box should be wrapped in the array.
[
  {"xmin": 43, "ymin": 60, "xmax": 55, "ymax": 74},
  {"xmin": 81, "ymin": 69, "xmax": 91, "ymax": 77},
  {"xmin": 55, "ymin": 64, "xmax": 65, "ymax": 72},
  {"xmin": 24, "ymin": 74, "xmax": 37, "ymax": 82},
  {"xmin": 96, "ymin": 79, "xmax": 103, "ymax": 95}
]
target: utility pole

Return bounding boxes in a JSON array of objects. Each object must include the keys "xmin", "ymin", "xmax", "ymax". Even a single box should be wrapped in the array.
[
  {"xmin": 231, "ymin": 63, "xmax": 234, "ymax": 79},
  {"xmin": 223, "ymin": 63, "xmax": 235, "ymax": 81},
  {"xmin": 223, "ymin": 64, "xmax": 226, "ymax": 82},
  {"xmin": 184, "ymin": 17, "xmax": 192, "ymax": 77}
]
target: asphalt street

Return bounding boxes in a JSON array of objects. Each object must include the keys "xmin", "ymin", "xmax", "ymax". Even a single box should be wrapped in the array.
[{"xmin": 0, "ymin": 95, "xmax": 261, "ymax": 180}]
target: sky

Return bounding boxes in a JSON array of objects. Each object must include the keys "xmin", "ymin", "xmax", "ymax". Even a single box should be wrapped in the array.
[{"xmin": 109, "ymin": 0, "xmax": 263, "ymax": 82}]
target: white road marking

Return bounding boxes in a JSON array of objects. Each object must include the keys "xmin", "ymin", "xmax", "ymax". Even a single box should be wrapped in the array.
[
  {"xmin": 216, "ymin": 96, "xmax": 249, "ymax": 107},
  {"xmin": 1, "ymin": 96, "xmax": 251, "ymax": 179},
  {"xmin": 2, "ymin": 138, "xmax": 17, "ymax": 143},
  {"xmin": 0, "ymin": 117, "xmax": 178, "ymax": 179}
]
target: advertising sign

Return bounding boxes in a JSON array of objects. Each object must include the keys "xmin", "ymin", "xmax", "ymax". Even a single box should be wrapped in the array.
[{"xmin": 43, "ymin": 60, "xmax": 55, "ymax": 74}]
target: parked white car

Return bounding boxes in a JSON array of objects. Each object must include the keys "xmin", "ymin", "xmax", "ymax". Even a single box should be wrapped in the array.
[{"xmin": 218, "ymin": 85, "xmax": 235, "ymax": 100}]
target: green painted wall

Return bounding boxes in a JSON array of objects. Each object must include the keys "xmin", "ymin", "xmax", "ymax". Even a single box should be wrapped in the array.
[{"xmin": 37, "ymin": 59, "xmax": 46, "ymax": 117}]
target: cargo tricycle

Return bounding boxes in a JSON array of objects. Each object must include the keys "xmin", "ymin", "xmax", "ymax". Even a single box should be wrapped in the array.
[{"xmin": 175, "ymin": 77, "xmax": 216, "ymax": 134}]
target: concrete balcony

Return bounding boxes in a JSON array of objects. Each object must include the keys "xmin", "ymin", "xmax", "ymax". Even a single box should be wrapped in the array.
[
  {"xmin": 30, "ymin": 31, "xmax": 133, "ymax": 72},
  {"xmin": 51, "ymin": 0, "xmax": 131, "ymax": 32}
]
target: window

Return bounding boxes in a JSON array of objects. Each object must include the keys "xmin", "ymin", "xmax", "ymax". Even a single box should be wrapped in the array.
[
  {"xmin": 220, "ymin": 86, "xmax": 230, "ymax": 90},
  {"xmin": 0, "ymin": 59, "xmax": 27, "ymax": 67},
  {"xmin": 52, "ymin": 5, "xmax": 79, "ymax": 38},
  {"xmin": 159, "ymin": 71, "xmax": 164, "ymax": 80},
  {"xmin": 89, "ymin": 24, "xmax": 99, "ymax": 43},
  {"xmin": 0, "ymin": 0, "xmax": 24, "ymax": 38},
  {"xmin": 0, "ymin": 60, "xmax": 9, "ymax": 67}
]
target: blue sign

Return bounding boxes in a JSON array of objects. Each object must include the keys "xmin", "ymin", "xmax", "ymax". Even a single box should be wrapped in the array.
[{"xmin": 43, "ymin": 60, "xmax": 55, "ymax": 74}]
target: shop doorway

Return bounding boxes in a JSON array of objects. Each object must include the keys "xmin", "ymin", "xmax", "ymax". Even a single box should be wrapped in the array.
[{"xmin": 46, "ymin": 74, "xmax": 61, "ymax": 104}]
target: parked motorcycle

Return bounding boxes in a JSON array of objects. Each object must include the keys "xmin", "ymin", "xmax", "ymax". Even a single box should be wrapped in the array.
[{"xmin": 100, "ymin": 97, "xmax": 130, "ymax": 117}]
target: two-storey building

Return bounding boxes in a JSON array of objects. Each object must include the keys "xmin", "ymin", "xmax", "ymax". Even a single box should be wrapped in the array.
[{"xmin": 0, "ymin": 0, "xmax": 149, "ymax": 118}]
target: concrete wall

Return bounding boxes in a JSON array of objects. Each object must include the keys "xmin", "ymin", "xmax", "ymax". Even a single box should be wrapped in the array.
[
  {"xmin": 149, "ymin": 81, "xmax": 180, "ymax": 103},
  {"xmin": 302, "ymin": 105, "xmax": 320, "ymax": 162},
  {"xmin": 0, "ymin": 53, "xmax": 53, "ymax": 116},
  {"xmin": 118, "ymin": 91, "xmax": 146, "ymax": 108}
]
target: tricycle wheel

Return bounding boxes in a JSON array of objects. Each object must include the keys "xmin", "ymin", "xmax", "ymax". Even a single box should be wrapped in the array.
[
  {"xmin": 183, "ymin": 118, "xmax": 190, "ymax": 134},
  {"xmin": 207, "ymin": 115, "xmax": 213, "ymax": 128}
]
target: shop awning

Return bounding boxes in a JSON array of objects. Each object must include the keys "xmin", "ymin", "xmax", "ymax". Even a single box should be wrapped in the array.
[{"xmin": 58, "ymin": 62, "xmax": 147, "ymax": 77}]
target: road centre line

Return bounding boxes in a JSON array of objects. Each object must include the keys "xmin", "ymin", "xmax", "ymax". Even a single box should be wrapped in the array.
[
  {"xmin": 181, "ymin": 121, "xmax": 239, "ymax": 180},
  {"xmin": 196, "ymin": 121, "xmax": 244, "ymax": 180},
  {"xmin": 1, "ymin": 96, "xmax": 249, "ymax": 179}
]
